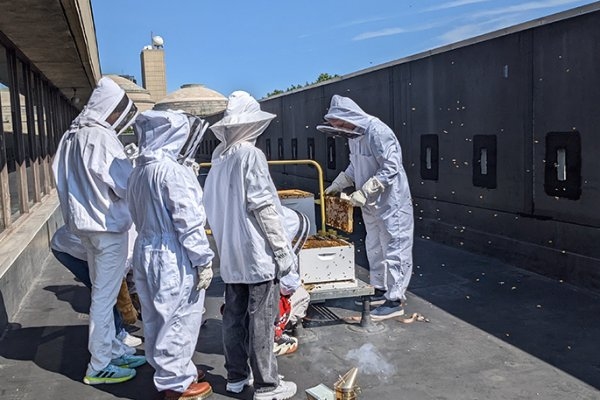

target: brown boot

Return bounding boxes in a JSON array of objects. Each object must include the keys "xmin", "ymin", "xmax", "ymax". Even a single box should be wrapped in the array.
[
  {"xmin": 116, "ymin": 280, "xmax": 138, "ymax": 325},
  {"xmin": 162, "ymin": 382, "xmax": 213, "ymax": 400}
]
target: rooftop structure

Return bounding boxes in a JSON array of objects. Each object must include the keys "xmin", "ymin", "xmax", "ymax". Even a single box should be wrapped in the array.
[
  {"xmin": 154, "ymin": 83, "xmax": 227, "ymax": 117},
  {"xmin": 106, "ymin": 74, "xmax": 155, "ymax": 112},
  {"xmin": 140, "ymin": 36, "xmax": 167, "ymax": 102}
]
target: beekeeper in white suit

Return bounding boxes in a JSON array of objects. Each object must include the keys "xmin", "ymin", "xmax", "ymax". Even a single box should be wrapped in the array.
[
  {"xmin": 127, "ymin": 110, "xmax": 214, "ymax": 399},
  {"xmin": 319, "ymin": 94, "xmax": 414, "ymax": 321},
  {"xmin": 203, "ymin": 91, "xmax": 297, "ymax": 400},
  {"xmin": 52, "ymin": 77, "xmax": 146, "ymax": 385}
]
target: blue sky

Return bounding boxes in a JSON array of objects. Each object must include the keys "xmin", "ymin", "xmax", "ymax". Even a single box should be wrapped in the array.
[{"xmin": 92, "ymin": 0, "xmax": 596, "ymax": 99}]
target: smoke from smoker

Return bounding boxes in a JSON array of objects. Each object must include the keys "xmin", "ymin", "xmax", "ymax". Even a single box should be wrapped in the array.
[{"xmin": 345, "ymin": 343, "xmax": 397, "ymax": 383}]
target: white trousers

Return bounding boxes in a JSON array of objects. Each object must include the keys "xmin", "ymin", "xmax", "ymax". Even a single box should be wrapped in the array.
[
  {"xmin": 79, "ymin": 231, "xmax": 129, "ymax": 372},
  {"xmin": 363, "ymin": 208, "xmax": 414, "ymax": 301},
  {"xmin": 134, "ymin": 249, "xmax": 204, "ymax": 392}
]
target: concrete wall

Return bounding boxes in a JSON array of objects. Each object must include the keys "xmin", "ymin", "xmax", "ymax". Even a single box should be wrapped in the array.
[{"xmin": 0, "ymin": 195, "xmax": 61, "ymax": 333}]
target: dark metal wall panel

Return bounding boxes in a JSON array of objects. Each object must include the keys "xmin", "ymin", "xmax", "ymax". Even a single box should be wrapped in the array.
[
  {"xmin": 280, "ymin": 86, "xmax": 325, "ymax": 182},
  {"xmin": 260, "ymin": 9, "xmax": 600, "ymax": 290},
  {"xmin": 532, "ymin": 11, "xmax": 600, "ymax": 226},
  {"xmin": 258, "ymin": 97, "xmax": 283, "ymax": 168},
  {"xmin": 391, "ymin": 63, "xmax": 417, "ymax": 196},
  {"xmin": 405, "ymin": 32, "xmax": 533, "ymax": 214}
]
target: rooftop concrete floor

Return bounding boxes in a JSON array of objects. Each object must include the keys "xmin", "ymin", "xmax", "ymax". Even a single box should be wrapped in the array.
[{"xmin": 1, "ymin": 228, "xmax": 599, "ymax": 400}]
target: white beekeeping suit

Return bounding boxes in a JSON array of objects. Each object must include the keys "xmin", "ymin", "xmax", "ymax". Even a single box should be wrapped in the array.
[
  {"xmin": 127, "ymin": 110, "xmax": 214, "ymax": 394},
  {"xmin": 203, "ymin": 91, "xmax": 297, "ymax": 398},
  {"xmin": 322, "ymin": 95, "xmax": 414, "ymax": 304},
  {"xmin": 52, "ymin": 77, "xmax": 142, "ymax": 381},
  {"xmin": 204, "ymin": 92, "xmax": 296, "ymax": 284}
]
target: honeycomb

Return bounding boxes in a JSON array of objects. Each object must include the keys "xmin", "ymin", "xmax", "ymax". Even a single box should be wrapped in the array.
[
  {"xmin": 277, "ymin": 189, "xmax": 314, "ymax": 199},
  {"xmin": 302, "ymin": 235, "xmax": 350, "ymax": 249},
  {"xmin": 325, "ymin": 195, "xmax": 354, "ymax": 233}
]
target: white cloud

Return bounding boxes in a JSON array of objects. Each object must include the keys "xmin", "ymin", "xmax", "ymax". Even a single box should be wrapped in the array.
[
  {"xmin": 353, "ymin": 27, "xmax": 407, "ymax": 41},
  {"xmin": 437, "ymin": 13, "xmax": 530, "ymax": 44},
  {"xmin": 353, "ymin": 20, "xmax": 446, "ymax": 41},
  {"xmin": 335, "ymin": 15, "xmax": 394, "ymax": 29},
  {"xmin": 473, "ymin": 0, "xmax": 583, "ymax": 17},
  {"xmin": 424, "ymin": 0, "xmax": 490, "ymax": 12}
]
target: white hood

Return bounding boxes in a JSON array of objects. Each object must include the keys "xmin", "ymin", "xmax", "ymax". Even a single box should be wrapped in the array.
[
  {"xmin": 133, "ymin": 110, "xmax": 189, "ymax": 164},
  {"xmin": 72, "ymin": 76, "xmax": 138, "ymax": 135},
  {"xmin": 323, "ymin": 94, "xmax": 375, "ymax": 135},
  {"xmin": 210, "ymin": 91, "xmax": 275, "ymax": 159}
]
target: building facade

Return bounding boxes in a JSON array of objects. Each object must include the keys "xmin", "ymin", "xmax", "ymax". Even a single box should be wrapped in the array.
[{"xmin": 0, "ymin": 0, "xmax": 100, "ymax": 331}]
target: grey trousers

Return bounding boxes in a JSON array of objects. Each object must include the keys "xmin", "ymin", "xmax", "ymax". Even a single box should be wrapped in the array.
[{"xmin": 223, "ymin": 280, "xmax": 279, "ymax": 391}]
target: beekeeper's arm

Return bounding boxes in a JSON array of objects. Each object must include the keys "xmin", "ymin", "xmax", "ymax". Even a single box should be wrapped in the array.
[
  {"xmin": 246, "ymin": 152, "xmax": 297, "ymax": 279},
  {"xmin": 163, "ymin": 167, "xmax": 214, "ymax": 289},
  {"xmin": 347, "ymin": 126, "xmax": 398, "ymax": 207},
  {"xmin": 85, "ymin": 132, "xmax": 133, "ymax": 199}
]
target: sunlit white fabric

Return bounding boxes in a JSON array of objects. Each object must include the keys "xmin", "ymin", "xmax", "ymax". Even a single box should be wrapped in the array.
[
  {"xmin": 52, "ymin": 77, "xmax": 134, "ymax": 234},
  {"xmin": 51, "ymin": 77, "xmax": 136, "ymax": 374},
  {"xmin": 128, "ymin": 110, "xmax": 214, "ymax": 392},
  {"xmin": 323, "ymin": 95, "xmax": 414, "ymax": 301},
  {"xmin": 204, "ymin": 91, "xmax": 294, "ymax": 284}
]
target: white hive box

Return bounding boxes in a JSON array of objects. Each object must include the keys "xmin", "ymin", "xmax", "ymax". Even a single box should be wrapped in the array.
[
  {"xmin": 299, "ymin": 237, "xmax": 355, "ymax": 284},
  {"xmin": 278, "ymin": 190, "xmax": 317, "ymax": 235}
]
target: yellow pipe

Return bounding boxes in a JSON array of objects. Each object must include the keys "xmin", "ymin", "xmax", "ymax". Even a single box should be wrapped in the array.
[{"xmin": 199, "ymin": 159, "xmax": 327, "ymax": 234}]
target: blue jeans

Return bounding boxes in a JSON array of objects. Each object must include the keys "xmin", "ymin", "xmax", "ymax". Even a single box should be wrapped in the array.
[{"xmin": 51, "ymin": 249, "xmax": 123, "ymax": 332}]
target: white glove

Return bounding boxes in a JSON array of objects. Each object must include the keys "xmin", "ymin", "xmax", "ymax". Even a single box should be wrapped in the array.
[
  {"xmin": 274, "ymin": 249, "xmax": 297, "ymax": 280},
  {"xmin": 324, "ymin": 171, "xmax": 354, "ymax": 195},
  {"xmin": 342, "ymin": 190, "xmax": 367, "ymax": 207},
  {"xmin": 124, "ymin": 143, "xmax": 139, "ymax": 161},
  {"xmin": 196, "ymin": 262, "xmax": 213, "ymax": 291},
  {"xmin": 361, "ymin": 176, "xmax": 385, "ymax": 197}
]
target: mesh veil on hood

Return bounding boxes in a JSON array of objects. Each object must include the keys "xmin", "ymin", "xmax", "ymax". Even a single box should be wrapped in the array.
[
  {"xmin": 133, "ymin": 110, "xmax": 191, "ymax": 164},
  {"xmin": 70, "ymin": 77, "xmax": 138, "ymax": 135},
  {"xmin": 323, "ymin": 95, "xmax": 375, "ymax": 134},
  {"xmin": 210, "ymin": 91, "xmax": 275, "ymax": 158}
]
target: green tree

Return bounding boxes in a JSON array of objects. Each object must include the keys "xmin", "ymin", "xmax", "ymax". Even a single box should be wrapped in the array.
[{"xmin": 265, "ymin": 73, "xmax": 340, "ymax": 98}]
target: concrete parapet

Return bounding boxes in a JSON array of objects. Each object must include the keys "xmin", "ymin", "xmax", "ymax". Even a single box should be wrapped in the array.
[{"xmin": 0, "ymin": 194, "xmax": 61, "ymax": 334}]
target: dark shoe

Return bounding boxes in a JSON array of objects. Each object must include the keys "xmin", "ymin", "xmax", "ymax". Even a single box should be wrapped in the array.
[
  {"xmin": 195, "ymin": 369, "xmax": 206, "ymax": 382},
  {"xmin": 354, "ymin": 288, "xmax": 387, "ymax": 306},
  {"xmin": 371, "ymin": 300, "xmax": 404, "ymax": 321},
  {"xmin": 163, "ymin": 382, "xmax": 213, "ymax": 400}
]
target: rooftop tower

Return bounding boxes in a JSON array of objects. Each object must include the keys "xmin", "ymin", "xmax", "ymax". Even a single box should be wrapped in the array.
[{"xmin": 140, "ymin": 35, "xmax": 167, "ymax": 102}]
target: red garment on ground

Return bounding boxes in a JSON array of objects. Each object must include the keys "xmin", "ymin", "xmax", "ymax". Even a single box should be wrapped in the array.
[{"xmin": 275, "ymin": 295, "xmax": 291, "ymax": 340}]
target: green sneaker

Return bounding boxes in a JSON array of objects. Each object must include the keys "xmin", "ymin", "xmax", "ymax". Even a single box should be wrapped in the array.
[
  {"xmin": 110, "ymin": 354, "xmax": 147, "ymax": 369},
  {"xmin": 83, "ymin": 364, "xmax": 136, "ymax": 385}
]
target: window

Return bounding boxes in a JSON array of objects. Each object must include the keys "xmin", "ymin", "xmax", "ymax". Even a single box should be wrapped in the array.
[
  {"xmin": 265, "ymin": 138, "xmax": 271, "ymax": 160},
  {"xmin": 327, "ymin": 137, "xmax": 336, "ymax": 170},
  {"xmin": 277, "ymin": 138, "xmax": 283, "ymax": 159},
  {"xmin": 472, "ymin": 135, "xmax": 497, "ymax": 189},
  {"xmin": 291, "ymin": 138, "xmax": 298, "ymax": 160},
  {"xmin": 307, "ymin": 137, "xmax": 315, "ymax": 160},
  {"xmin": 0, "ymin": 45, "xmax": 21, "ymax": 224},
  {"xmin": 18, "ymin": 61, "xmax": 37, "ymax": 205},
  {"xmin": 544, "ymin": 132, "xmax": 581, "ymax": 200},
  {"xmin": 420, "ymin": 134, "xmax": 438, "ymax": 181}
]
